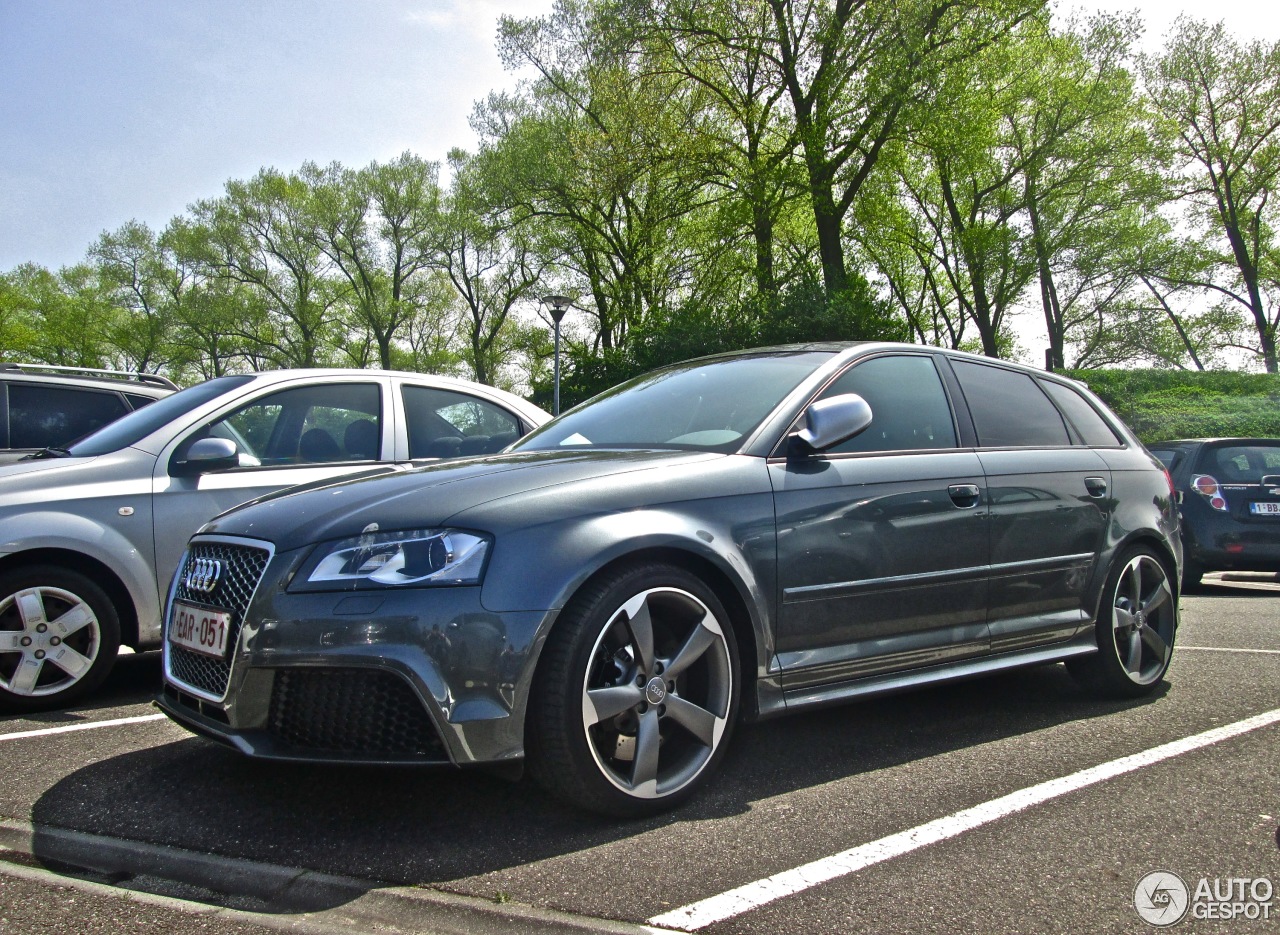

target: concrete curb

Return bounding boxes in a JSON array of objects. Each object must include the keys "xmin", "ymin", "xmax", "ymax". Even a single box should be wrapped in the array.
[{"xmin": 0, "ymin": 819, "xmax": 681, "ymax": 935}]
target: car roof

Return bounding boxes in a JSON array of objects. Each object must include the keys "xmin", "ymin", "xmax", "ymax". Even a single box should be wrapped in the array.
[
  {"xmin": 229, "ymin": 368, "xmax": 550, "ymax": 424},
  {"xmin": 0, "ymin": 364, "xmax": 175, "ymax": 396}
]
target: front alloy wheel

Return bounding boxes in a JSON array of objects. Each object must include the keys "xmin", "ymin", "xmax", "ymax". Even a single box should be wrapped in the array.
[
  {"xmin": 529, "ymin": 564, "xmax": 739, "ymax": 816},
  {"xmin": 0, "ymin": 567, "xmax": 120, "ymax": 712}
]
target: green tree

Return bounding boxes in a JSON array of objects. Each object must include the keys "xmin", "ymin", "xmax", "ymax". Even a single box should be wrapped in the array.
[
  {"xmin": 436, "ymin": 151, "xmax": 544, "ymax": 387},
  {"xmin": 759, "ymin": 0, "xmax": 1038, "ymax": 299},
  {"xmin": 307, "ymin": 153, "xmax": 446, "ymax": 369},
  {"xmin": 4, "ymin": 263, "xmax": 114, "ymax": 368},
  {"xmin": 90, "ymin": 221, "xmax": 180, "ymax": 373},
  {"xmin": 193, "ymin": 168, "xmax": 344, "ymax": 367},
  {"xmin": 485, "ymin": 0, "xmax": 722, "ymax": 352},
  {"xmin": 1144, "ymin": 18, "xmax": 1280, "ymax": 372}
]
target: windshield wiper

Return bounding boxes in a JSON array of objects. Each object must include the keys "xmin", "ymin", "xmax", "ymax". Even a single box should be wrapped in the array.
[{"xmin": 27, "ymin": 446, "xmax": 73, "ymax": 460}]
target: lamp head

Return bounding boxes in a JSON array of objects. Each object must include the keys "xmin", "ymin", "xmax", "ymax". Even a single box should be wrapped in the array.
[{"xmin": 542, "ymin": 294, "xmax": 572, "ymax": 323}]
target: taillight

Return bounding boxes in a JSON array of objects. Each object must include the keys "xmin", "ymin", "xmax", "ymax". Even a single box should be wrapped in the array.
[
  {"xmin": 1162, "ymin": 467, "xmax": 1175, "ymax": 496},
  {"xmin": 1190, "ymin": 474, "xmax": 1229, "ymax": 512}
]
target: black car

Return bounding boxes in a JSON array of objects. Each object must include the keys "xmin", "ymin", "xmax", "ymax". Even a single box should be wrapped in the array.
[
  {"xmin": 159, "ymin": 343, "xmax": 1182, "ymax": 816},
  {"xmin": 1147, "ymin": 438, "xmax": 1280, "ymax": 589},
  {"xmin": 0, "ymin": 363, "xmax": 176, "ymax": 463}
]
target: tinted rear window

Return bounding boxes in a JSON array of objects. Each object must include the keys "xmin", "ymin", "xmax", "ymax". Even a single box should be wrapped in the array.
[
  {"xmin": 8, "ymin": 384, "xmax": 128, "ymax": 449},
  {"xmin": 951, "ymin": 361, "xmax": 1070, "ymax": 447},
  {"xmin": 1039, "ymin": 380, "xmax": 1123, "ymax": 447},
  {"xmin": 1193, "ymin": 443, "xmax": 1280, "ymax": 483}
]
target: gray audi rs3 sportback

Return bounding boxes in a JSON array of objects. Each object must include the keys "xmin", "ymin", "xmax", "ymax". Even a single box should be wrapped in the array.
[{"xmin": 158, "ymin": 343, "xmax": 1182, "ymax": 817}]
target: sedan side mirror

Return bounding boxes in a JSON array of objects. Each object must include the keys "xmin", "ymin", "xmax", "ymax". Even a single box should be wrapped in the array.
[
  {"xmin": 790, "ymin": 393, "xmax": 874, "ymax": 456},
  {"xmin": 171, "ymin": 437, "xmax": 240, "ymax": 477}
]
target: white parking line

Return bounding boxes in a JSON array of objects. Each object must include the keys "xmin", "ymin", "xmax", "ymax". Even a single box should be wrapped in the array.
[
  {"xmin": 649, "ymin": 707, "xmax": 1280, "ymax": 931},
  {"xmin": 0, "ymin": 713, "xmax": 167, "ymax": 742},
  {"xmin": 1178, "ymin": 646, "xmax": 1280, "ymax": 655}
]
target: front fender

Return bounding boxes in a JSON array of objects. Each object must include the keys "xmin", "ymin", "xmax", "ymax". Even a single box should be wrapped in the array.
[
  {"xmin": 479, "ymin": 496, "xmax": 777, "ymax": 674},
  {"xmin": 0, "ymin": 511, "xmax": 159, "ymax": 642}
]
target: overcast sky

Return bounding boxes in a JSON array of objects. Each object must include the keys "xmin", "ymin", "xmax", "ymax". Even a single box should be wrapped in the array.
[{"xmin": 1, "ymin": 0, "xmax": 1277, "ymax": 273}]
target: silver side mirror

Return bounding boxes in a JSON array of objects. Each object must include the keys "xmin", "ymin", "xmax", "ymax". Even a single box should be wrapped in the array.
[
  {"xmin": 172, "ymin": 437, "xmax": 239, "ymax": 476},
  {"xmin": 794, "ymin": 393, "xmax": 874, "ymax": 454}
]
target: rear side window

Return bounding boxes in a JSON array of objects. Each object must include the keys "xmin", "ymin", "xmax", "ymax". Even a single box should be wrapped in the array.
[
  {"xmin": 1039, "ymin": 380, "xmax": 1123, "ymax": 447},
  {"xmin": 1149, "ymin": 449, "xmax": 1182, "ymax": 471},
  {"xmin": 818, "ymin": 354, "xmax": 957, "ymax": 453},
  {"xmin": 951, "ymin": 361, "xmax": 1070, "ymax": 448},
  {"xmin": 403, "ymin": 385, "xmax": 521, "ymax": 459},
  {"xmin": 124, "ymin": 393, "xmax": 160, "ymax": 410},
  {"xmin": 8, "ymin": 384, "xmax": 129, "ymax": 449}
]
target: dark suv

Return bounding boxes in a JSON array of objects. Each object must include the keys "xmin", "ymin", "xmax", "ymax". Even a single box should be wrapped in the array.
[
  {"xmin": 159, "ymin": 344, "xmax": 1182, "ymax": 816},
  {"xmin": 0, "ymin": 364, "xmax": 176, "ymax": 463},
  {"xmin": 1147, "ymin": 438, "xmax": 1280, "ymax": 589}
]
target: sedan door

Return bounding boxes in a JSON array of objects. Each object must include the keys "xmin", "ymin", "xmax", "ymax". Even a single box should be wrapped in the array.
[
  {"xmin": 151, "ymin": 378, "xmax": 393, "ymax": 596},
  {"xmin": 770, "ymin": 353, "xmax": 991, "ymax": 696}
]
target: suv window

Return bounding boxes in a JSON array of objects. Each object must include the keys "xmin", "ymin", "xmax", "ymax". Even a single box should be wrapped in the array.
[
  {"xmin": 1039, "ymin": 380, "xmax": 1122, "ymax": 447},
  {"xmin": 818, "ymin": 354, "xmax": 957, "ymax": 453},
  {"xmin": 403, "ymin": 385, "xmax": 521, "ymax": 459},
  {"xmin": 951, "ymin": 361, "xmax": 1070, "ymax": 448},
  {"xmin": 205, "ymin": 383, "xmax": 381, "ymax": 466},
  {"xmin": 7, "ymin": 384, "xmax": 129, "ymax": 449}
]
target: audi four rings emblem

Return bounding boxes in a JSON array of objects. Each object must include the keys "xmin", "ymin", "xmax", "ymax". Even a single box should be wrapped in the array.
[{"xmin": 185, "ymin": 558, "xmax": 223, "ymax": 594}]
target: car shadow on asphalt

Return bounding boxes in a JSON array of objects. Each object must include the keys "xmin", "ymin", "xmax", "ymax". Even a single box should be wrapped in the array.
[{"xmin": 26, "ymin": 661, "xmax": 1165, "ymax": 909}]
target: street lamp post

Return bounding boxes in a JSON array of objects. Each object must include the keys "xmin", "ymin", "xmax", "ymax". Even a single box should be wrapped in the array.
[{"xmin": 542, "ymin": 295, "xmax": 572, "ymax": 415}]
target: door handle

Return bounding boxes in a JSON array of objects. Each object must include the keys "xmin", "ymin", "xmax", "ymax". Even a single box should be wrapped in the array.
[
  {"xmin": 1085, "ymin": 476, "xmax": 1108, "ymax": 498},
  {"xmin": 948, "ymin": 484, "xmax": 981, "ymax": 508}
]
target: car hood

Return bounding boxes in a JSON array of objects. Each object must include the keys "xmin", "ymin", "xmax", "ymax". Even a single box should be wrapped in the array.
[{"xmin": 200, "ymin": 449, "xmax": 722, "ymax": 551}]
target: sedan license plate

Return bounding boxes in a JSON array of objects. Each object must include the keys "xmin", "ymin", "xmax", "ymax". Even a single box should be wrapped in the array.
[
  {"xmin": 1249, "ymin": 501, "xmax": 1280, "ymax": 516},
  {"xmin": 170, "ymin": 601, "xmax": 233, "ymax": 658}
]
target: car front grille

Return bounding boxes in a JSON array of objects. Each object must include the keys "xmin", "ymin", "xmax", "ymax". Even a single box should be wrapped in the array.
[
  {"xmin": 166, "ymin": 539, "xmax": 271, "ymax": 699},
  {"xmin": 267, "ymin": 667, "xmax": 447, "ymax": 761}
]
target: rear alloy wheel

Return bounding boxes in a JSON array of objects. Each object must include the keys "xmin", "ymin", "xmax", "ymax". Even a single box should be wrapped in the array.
[
  {"xmin": 0, "ymin": 567, "xmax": 120, "ymax": 712},
  {"xmin": 1068, "ymin": 548, "xmax": 1176, "ymax": 697},
  {"xmin": 528, "ymin": 564, "xmax": 739, "ymax": 817}
]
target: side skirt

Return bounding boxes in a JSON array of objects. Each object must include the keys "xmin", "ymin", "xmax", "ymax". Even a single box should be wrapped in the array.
[{"xmin": 756, "ymin": 632, "xmax": 1099, "ymax": 720}]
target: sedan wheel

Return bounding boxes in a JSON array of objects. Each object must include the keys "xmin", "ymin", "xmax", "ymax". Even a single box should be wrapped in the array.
[
  {"xmin": 1068, "ymin": 547, "xmax": 1176, "ymax": 697},
  {"xmin": 0, "ymin": 567, "xmax": 120, "ymax": 712},
  {"xmin": 529, "ymin": 563, "xmax": 739, "ymax": 817}
]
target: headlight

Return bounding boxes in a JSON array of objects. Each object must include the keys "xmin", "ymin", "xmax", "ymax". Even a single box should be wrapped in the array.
[{"xmin": 292, "ymin": 529, "xmax": 490, "ymax": 591}]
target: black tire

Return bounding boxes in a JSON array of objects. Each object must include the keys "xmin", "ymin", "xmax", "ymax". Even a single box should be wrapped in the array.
[
  {"xmin": 0, "ymin": 565, "xmax": 121, "ymax": 712},
  {"xmin": 1067, "ymin": 547, "xmax": 1177, "ymax": 698},
  {"xmin": 527, "ymin": 562, "xmax": 740, "ymax": 818}
]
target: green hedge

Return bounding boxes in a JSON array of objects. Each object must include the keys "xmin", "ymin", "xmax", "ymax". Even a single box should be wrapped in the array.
[{"xmin": 1067, "ymin": 369, "xmax": 1280, "ymax": 444}]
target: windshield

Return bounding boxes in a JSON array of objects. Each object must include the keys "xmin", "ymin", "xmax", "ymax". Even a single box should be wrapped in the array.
[
  {"xmin": 66, "ymin": 375, "xmax": 255, "ymax": 456},
  {"xmin": 514, "ymin": 351, "xmax": 833, "ymax": 453}
]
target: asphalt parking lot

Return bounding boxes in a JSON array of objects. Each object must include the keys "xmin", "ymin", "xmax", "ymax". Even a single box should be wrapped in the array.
[{"xmin": 1, "ymin": 574, "xmax": 1277, "ymax": 935}]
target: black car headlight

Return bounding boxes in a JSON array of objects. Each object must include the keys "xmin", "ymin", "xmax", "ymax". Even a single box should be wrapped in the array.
[{"xmin": 292, "ymin": 529, "xmax": 490, "ymax": 591}]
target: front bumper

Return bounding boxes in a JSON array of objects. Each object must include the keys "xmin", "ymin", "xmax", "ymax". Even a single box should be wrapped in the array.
[{"xmin": 160, "ymin": 539, "xmax": 554, "ymax": 767}]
